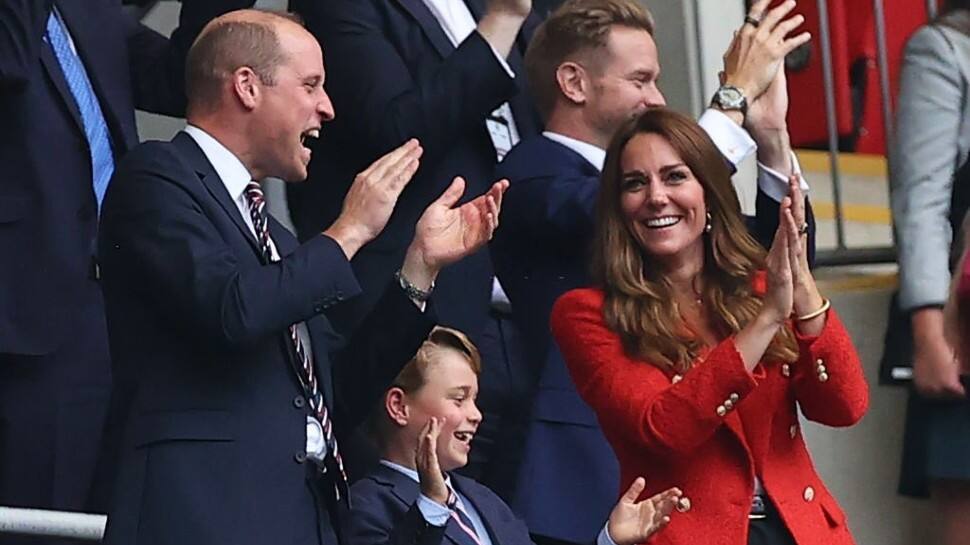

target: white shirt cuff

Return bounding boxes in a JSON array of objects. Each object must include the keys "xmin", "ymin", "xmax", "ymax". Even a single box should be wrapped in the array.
[
  {"xmin": 756, "ymin": 151, "xmax": 810, "ymax": 203},
  {"xmin": 597, "ymin": 523, "xmax": 619, "ymax": 545},
  {"xmin": 417, "ymin": 495, "xmax": 451, "ymax": 527},
  {"xmin": 485, "ymin": 40, "xmax": 515, "ymax": 78},
  {"xmin": 697, "ymin": 108, "xmax": 756, "ymax": 167}
]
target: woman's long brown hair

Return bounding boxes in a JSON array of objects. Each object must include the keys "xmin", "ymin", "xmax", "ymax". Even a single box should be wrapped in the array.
[{"xmin": 591, "ymin": 109, "xmax": 797, "ymax": 372}]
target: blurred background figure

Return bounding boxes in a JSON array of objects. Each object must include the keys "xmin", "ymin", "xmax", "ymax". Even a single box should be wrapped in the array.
[
  {"xmin": 891, "ymin": 1, "xmax": 970, "ymax": 543},
  {"xmin": 0, "ymin": 1, "xmax": 252, "ymax": 540}
]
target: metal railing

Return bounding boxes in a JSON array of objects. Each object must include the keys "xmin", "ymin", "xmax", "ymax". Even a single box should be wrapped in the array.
[
  {"xmin": 812, "ymin": 0, "xmax": 886, "ymax": 266},
  {"xmin": 0, "ymin": 507, "xmax": 106, "ymax": 541},
  {"xmin": 811, "ymin": 0, "xmax": 938, "ymax": 266}
]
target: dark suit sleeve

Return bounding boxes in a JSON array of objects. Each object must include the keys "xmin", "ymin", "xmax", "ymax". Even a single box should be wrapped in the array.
[
  {"xmin": 331, "ymin": 281, "xmax": 435, "ymax": 434},
  {"xmin": 500, "ymin": 172, "xmax": 598, "ymax": 250},
  {"xmin": 122, "ymin": 0, "xmax": 255, "ymax": 117},
  {"xmin": 293, "ymin": 0, "xmax": 517, "ymax": 160},
  {"xmin": 99, "ymin": 146, "xmax": 360, "ymax": 349},
  {"xmin": 349, "ymin": 499, "xmax": 447, "ymax": 545},
  {"xmin": 0, "ymin": 0, "xmax": 55, "ymax": 89}
]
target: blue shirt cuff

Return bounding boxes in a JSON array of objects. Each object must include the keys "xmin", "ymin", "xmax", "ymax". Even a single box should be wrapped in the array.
[
  {"xmin": 597, "ymin": 523, "xmax": 619, "ymax": 545},
  {"xmin": 417, "ymin": 494, "xmax": 451, "ymax": 527}
]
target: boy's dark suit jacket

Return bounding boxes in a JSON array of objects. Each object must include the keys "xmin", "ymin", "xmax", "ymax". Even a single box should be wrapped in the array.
[{"xmin": 349, "ymin": 463, "xmax": 534, "ymax": 545}]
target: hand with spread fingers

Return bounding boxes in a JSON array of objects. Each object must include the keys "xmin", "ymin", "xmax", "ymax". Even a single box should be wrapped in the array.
[
  {"xmin": 416, "ymin": 417, "xmax": 450, "ymax": 506},
  {"xmin": 403, "ymin": 177, "xmax": 509, "ymax": 288},
  {"xmin": 606, "ymin": 478, "xmax": 681, "ymax": 545},
  {"xmin": 722, "ymin": 0, "xmax": 811, "ymax": 103}
]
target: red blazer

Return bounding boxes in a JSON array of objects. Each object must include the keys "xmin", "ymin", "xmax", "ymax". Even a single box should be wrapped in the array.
[{"xmin": 550, "ymin": 288, "xmax": 868, "ymax": 545}]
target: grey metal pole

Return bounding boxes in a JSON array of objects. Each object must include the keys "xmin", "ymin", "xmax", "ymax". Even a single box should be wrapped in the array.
[
  {"xmin": 873, "ymin": 0, "xmax": 894, "ymax": 151},
  {"xmin": 815, "ymin": 0, "xmax": 847, "ymax": 249},
  {"xmin": 0, "ymin": 507, "xmax": 106, "ymax": 541},
  {"xmin": 927, "ymin": 0, "xmax": 938, "ymax": 19}
]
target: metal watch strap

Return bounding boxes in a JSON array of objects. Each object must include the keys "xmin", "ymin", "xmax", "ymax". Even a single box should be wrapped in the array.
[{"xmin": 394, "ymin": 269, "xmax": 433, "ymax": 302}]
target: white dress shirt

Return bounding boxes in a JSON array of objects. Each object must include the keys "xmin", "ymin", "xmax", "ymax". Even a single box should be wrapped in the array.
[{"xmin": 183, "ymin": 125, "xmax": 327, "ymax": 461}]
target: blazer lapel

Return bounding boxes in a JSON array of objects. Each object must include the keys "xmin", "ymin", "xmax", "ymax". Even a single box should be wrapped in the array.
[
  {"xmin": 393, "ymin": 0, "xmax": 455, "ymax": 58},
  {"xmin": 268, "ymin": 217, "xmax": 339, "ymax": 405},
  {"xmin": 172, "ymin": 132, "xmax": 261, "ymax": 256},
  {"xmin": 373, "ymin": 464, "xmax": 423, "ymax": 506},
  {"xmin": 372, "ymin": 467, "xmax": 484, "ymax": 545}
]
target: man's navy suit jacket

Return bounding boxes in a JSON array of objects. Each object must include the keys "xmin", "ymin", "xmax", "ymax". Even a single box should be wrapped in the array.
[
  {"xmin": 287, "ymin": 0, "xmax": 541, "ymax": 339},
  {"xmin": 348, "ymin": 463, "xmax": 534, "ymax": 545},
  {"xmin": 0, "ymin": 0, "xmax": 248, "ymax": 356},
  {"xmin": 490, "ymin": 134, "xmax": 814, "ymax": 542},
  {"xmin": 97, "ymin": 132, "xmax": 435, "ymax": 545}
]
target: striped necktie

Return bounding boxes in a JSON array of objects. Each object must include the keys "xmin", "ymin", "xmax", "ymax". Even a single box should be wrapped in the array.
[
  {"xmin": 243, "ymin": 181, "xmax": 350, "ymax": 505},
  {"xmin": 45, "ymin": 10, "xmax": 115, "ymax": 212},
  {"xmin": 447, "ymin": 485, "xmax": 484, "ymax": 545}
]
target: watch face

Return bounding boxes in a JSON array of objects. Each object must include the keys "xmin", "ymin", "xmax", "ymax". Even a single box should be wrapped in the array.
[{"xmin": 716, "ymin": 87, "xmax": 743, "ymax": 108}]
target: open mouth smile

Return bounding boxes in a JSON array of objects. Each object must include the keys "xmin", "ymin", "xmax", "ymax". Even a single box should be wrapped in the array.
[{"xmin": 644, "ymin": 215, "xmax": 682, "ymax": 229}]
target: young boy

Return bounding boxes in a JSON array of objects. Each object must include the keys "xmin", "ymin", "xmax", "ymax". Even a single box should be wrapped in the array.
[{"xmin": 349, "ymin": 326, "xmax": 681, "ymax": 545}]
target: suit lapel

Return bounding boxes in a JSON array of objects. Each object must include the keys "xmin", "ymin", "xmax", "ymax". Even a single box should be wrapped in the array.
[
  {"xmin": 393, "ymin": 0, "xmax": 456, "ymax": 58},
  {"xmin": 373, "ymin": 463, "xmax": 423, "ymax": 506},
  {"xmin": 267, "ymin": 216, "xmax": 338, "ymax": 405},
  {"xmin": 371, "ymin": 467, "xmax": 488, "ymax": 545},
  {"xmin": 172, "ymin": 132, "xmax": 261, "ymax": 256}
]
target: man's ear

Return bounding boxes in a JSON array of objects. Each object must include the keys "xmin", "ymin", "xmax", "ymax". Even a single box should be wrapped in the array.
[
  {"xmin": 385, "ymin": 387, "xmax": 410, "ymax": 427},
  {"xmin": 232, "ymin": 66, "xmax": 261, "ymax": 111},
  {"xmin": 556, "ymin": 61, "xmax": 589, "ymax": 106}
]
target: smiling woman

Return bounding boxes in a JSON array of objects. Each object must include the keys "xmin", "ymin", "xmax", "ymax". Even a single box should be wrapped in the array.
[
  {"xmin": 593, "ymin": 109, "xmax": 796, "ymax": 370},
  {"xmin": 551, "ymin": 108, "xmax": 869, "ymax": 545}
]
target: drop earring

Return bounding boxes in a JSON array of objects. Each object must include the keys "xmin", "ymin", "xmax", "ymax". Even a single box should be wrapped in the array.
[{"xmin": 705, "ymin": 211, "xmax": 713, "ymax": 233}]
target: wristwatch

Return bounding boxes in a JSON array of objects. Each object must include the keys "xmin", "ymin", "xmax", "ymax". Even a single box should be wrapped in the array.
[
  {"xmin": 394, "ymin": 269, "xmax": 434, "ymax": 303},
  {"xmin": 710, "ymin": 85, "xmax": 748, "ymax": 117}
]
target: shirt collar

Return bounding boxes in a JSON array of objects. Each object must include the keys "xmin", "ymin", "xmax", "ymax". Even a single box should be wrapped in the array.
[
  {"xmin": 542, "ymin": 131, "xmax": 606, "ymax": 171},
  {"xmin": 182, "ymin": 124, "xmax": 253, "ymax": 202},
  {"xmin": 380, "ymin": 459, "xmax": 454, "ymax": 489}
]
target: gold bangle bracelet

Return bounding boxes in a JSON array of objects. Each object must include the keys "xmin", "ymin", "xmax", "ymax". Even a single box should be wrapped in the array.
[{"xmin": 796, "ymin": 297, "xmax": 830, "ymax": 321}]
